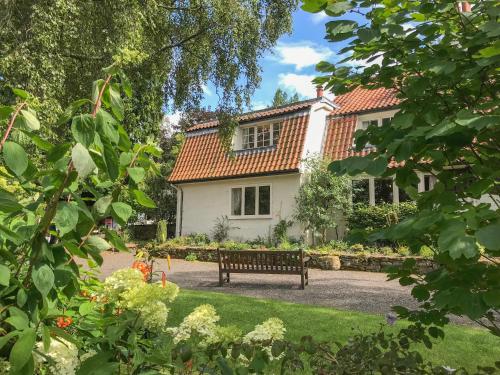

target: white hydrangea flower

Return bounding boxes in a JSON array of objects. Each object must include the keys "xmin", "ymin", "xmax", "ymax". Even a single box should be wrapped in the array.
[
  {"xmin": 0, "ymin": 358, "xmax": 10, "ymax": 375},
  {"xmin": 120, "ymin": 282, "xmax": 179, "ymax": 330},
  {"xmin": 201, "ymin": 325, "xmax": 242, "ymax": 347},
  {"xmin": 103, "ymin": 268, "xmax": 145, "ymax": 301},
  {"xmin": 168, "ymin": 304, "xmax": 220, "ymax": 344},
  {"xmin": 243, "ymin": 318, "xmax": 285, "ymax": 344},
  {"xmin": 36, "ymin": 338, "xmax": 79, "ymax": 375}
]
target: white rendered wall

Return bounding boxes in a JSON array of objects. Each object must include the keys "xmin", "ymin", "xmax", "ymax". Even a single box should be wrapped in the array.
[{"xmin": 175, "ymin": 173, "xmax": 303, "ymax": 241}]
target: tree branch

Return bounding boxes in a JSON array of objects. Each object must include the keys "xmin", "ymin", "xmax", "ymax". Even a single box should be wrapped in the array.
[{"xmin": 152, "ymin": 29, "xmax": 205, "ymax": 57}]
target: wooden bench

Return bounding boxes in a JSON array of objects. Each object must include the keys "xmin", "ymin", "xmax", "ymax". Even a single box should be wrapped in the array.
[{"xmin": 217, "ymin": 249, "xmax": 310, "ymax": 289}]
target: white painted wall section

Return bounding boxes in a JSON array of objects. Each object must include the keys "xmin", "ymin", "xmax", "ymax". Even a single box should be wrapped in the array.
[
  {"xmin": 175, "ymin": 173, "xmax": 303, "ymax": 241},
  {"xmin": 300, "ymin": 99, "xmax": 335, "ymax": 171}
]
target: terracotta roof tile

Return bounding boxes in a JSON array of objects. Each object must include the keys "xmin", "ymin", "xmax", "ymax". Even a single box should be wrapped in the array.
[
  {"xmin": 331, "ymin": 86, "xmax": 399, "ymax": 116},
  {"xmin": 169, "ymin": 114, "xmax": 309, "ymax": 183}
]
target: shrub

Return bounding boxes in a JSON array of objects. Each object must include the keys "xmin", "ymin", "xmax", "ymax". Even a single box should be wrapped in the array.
[
  {"xmin": 187, "ymin": 233, "xmax": 210, "ymax": 246},
  {"xmin": 273, "ymin": 219, "xmax": 293, "ymax": 244},
  {"xmin": 212, "ymin": 215, "xmax": 238, "ymax": 242},
  {"xmin": 156, "ymin": 220, "xmax": 168, "ymax": 243},
  {"xmin": 380, "ymin": 246, "xmax": 395, "ymax": 256},
  {"xmin": 348, "ymin": 202, "xmax": 418, "ymax": 231},
  {"xmin": 185, "ymin": 253, "xmax": 198, "ymax": 262},
  {"xmin": 397, "ymin": 246, "xmax": 410, "ymax": 256},
  {"xmin": 419, "ymin": 245, "xmax": 434, "ymax": 258},
  {"xmin": 328, "ymin": 240, "xmax": 350, "ymax": 252},
  {"xmin": 349, "ymin": 243, "xmax": 365, "ymax": 253},
  {"xmin": 220, "ymin": 240, "xmax": 248, "ymax": 250}
]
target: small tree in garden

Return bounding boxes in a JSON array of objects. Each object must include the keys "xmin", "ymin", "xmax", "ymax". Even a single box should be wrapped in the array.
[
  {"xmin": 302, "ymin": 0, "xmax": 500, "ymax": 335},
  {"xmin": 295, "ymin": 157, "xmax": 352, "ymax": 244}
]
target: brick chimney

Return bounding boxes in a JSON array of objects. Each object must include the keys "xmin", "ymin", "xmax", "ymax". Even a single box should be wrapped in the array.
[{"xmin": 316, "ymin": 85, "xmax": 324, "ymax": 98}]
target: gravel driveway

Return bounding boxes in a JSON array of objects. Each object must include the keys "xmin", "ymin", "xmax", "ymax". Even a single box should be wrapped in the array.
[
  {"xmin": 94, "ymin": 251, "xmax": 472, "ymax": 325},
  {"xmin": 98, "ymin": 251, "xmax": 418, "ymax": 313}
]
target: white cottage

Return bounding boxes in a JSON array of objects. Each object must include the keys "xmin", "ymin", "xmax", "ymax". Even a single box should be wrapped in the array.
[{"xmin": 169, "ymin": 86, "xmax": 419, "ymax": 241}]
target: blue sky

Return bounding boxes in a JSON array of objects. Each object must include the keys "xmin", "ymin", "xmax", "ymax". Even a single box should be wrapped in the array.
[{"xmin": 202, "ymin": 9, "xmax": 338, "ymax": 111}]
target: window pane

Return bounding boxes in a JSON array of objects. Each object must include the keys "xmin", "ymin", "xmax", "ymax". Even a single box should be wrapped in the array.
[
  {"xmin": 382, "ymin": 117, "xmax": 392, "ymax": 126},
  {"xmin": 370, "ymin": 120, "xmax": 378, "ymax": 127},
  {"xmin": 242, "ymin": 127, "xmax": 255, "ymax": 149},
  {"xmin": 231, "ymin": 188, "xmax": 242, "ymax": 215},
  {"xmin": 352, "ymin": 179, "xmax": 369, "ymax": 204},
  {"xmin": 272, "ymin": 123, "xmax": 281, "ymax": 145},
  {"xmin": 258, "ymin": 186, "xmax": 270, "ymax": 215},
  {"xmin": 244, "ymin": 187, "xmax": 256, "ymax": 215},
  {"xmin": 361, "ymin": 121, "xmax": 370, "ymax": 130},
  {"xmin": 256, "ymin": 125, "xmax": 270, "ymax": 147},
  {"xmin": 375, "ymin": 178, "xmax": 393, "ymax": 204}
]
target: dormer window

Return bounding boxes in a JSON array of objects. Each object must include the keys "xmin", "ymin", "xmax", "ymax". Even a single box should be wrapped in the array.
[{"xmin": 241, "ymin": 122, "xmax": 281, "ymax": 150}]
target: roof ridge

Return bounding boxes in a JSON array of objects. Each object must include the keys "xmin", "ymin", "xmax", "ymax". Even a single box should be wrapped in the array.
[{"xmin": 187, "ymin": 97, "xmax": 321, "ymax": 131}]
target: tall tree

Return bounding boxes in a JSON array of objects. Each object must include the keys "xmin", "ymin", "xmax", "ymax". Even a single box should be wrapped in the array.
[
  {"xmin": 0, "ymin": 0, "xmax": 297, "ymax": 142},
  {"xmin": 271, "ymin": 88, "xmax": 301, "ymax": 107},
  {"xmin": 302, "ymin": 0, "xmax": 500, "ymax": 334}
]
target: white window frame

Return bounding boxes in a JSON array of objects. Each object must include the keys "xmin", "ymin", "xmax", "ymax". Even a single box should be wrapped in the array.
[
  {"xmin": 229, "ymin": 184, "xmax": 272, "ymax": 219},
  {"xmin": 239, "ymin": 122, "xmax": 281, "ymax": 150},
  {"xmin": 352, "ymin": 173, "xmax": 436, "ymax": 206},
  {"xmin": 354, "ymin": 110, "xmax": 398, "ymax": 148}
]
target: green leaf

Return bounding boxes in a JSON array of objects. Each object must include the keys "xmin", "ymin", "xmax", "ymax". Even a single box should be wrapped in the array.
[
  {"xmin": 127, "ymin": 167, "xmax": 145, "ymax": 183},
  {"xmin": 476, "ymin": 223, "xmax": 500, "ymax": 251},
  {"xmin": 366, "ymin": 157, "xmax": 387, "ymax": 176},
  {"xmin": 0, "ymin": 105, "xmax": 13, "ymax": 120},
  {"xmin": 0, "ymin": 331, "xmax": 18, "ymax": 350},
  {"xmin": 111, "ymin": 202, "xmax": 132, "ymax": 225},
  {"xmin": 72, "ymin": 143, "xmax": 96, "ymax": 178},
  {"xmin": 6, "ymin": 307, "xmax": 29, "ymax": 330},
  {"xmin": 77, "ymin": 351, "xmax": 118, "ymax": 375},
  {"xmin": 438, "ymin": 221, "xmax": 478, "ymax": 259},
  {"xmin": 86, "ymin": 235, "xmax": 112, "ymax": 252},
  {"xmin": 96, "ymin": 110, "xmax": 119, "ymax": 144},
  {"xmin": 32, "ymin": 265, "xmax": 54, "ymax": 297},
  {"xmin": 19, "ymin": 109, "xmax": 40, "ymax": 130},
  {"xmin": 3, "ymin": 141, "xmax": 28, "ymax": 176},
  {"xmin": 0, "ymin": 188, "xmax": 23, "ymax": 213},
  {"xmin": 54, "ymin": 202, "xmax": 79, "ymax": 236},
  {"xmin": 94, "ymin": 195, "xmax": 112, "ymax": 217},
  {"xmin": 9, "ymin": 328, "xmax": 35, "ymax": 373},
  {"xmin": 109, "ymin": 84, "xmax": 124, "ymax": 121},
  {"xmin": 120, "ymin": 74, "xmax": 132, "ymax": 98},
  {"xmin": 133, "ymin": 189, "xmax": 156, "ymax": 208},
  {"xmin": 12, "ymin": 88, "xmax": 29, "ymax": 99},
  {"xmin": 391, "ymin": 114, "xmax": 415, "ymax": 129},
  {"xmin": 104, "ymin": 229, "xmax": 128, "ymax": 252},
  {"xmin": 47, "ymin": 143, "xmax": 71, "ymax": 163},
  {"xmin": 300, "ymin": 0, "xmax": 326, "ymax": 13},
  {"xmin": 102, "ymin": 137, "xmax": 119, "ymax": 180},
  {"xmin": 0, "ymin": 264, "xmax": 10, "ymax": 286},
  {"xmin": 71, "ymin": 114, "xmax": 95, "ymax": 147},
  {"xmin": 79, "ymin": 301, "xmax": 95, "ymax": 316},
  {"xmin": 325, "ymin": 1, "xmax": 352, "ymax": 16}
]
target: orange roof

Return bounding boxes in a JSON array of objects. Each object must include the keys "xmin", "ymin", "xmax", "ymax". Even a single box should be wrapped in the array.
[
  {"xmin": 331, "ymin": 86, "xmax": 399, "ymax": 116},
  {"xmin": 170, "ymin": 87, "xmax": 400, "ymax": 183},
  {"xmin": 187, "ymin": 98, "xmax": 320, "ymax": 132},
  {"xmin": 169, "ymin": 113, "xmax": 309, "ymax": 183}
]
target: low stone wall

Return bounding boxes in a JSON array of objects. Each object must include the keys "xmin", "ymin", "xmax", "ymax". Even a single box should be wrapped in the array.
[{"xmin": 148, "ymin": 246, "xmax": 438, "ymax": 273}]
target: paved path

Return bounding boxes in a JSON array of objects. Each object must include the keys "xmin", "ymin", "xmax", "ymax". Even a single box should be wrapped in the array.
[{"xmin": 93, "ymin": 251, "xmax": 475, "ymax": 325}]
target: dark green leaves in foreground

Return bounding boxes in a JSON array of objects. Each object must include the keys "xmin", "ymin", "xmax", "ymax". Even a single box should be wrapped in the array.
[{"xmin": 3, "ymin": 141, "xmax": 28, "ymax": 176}]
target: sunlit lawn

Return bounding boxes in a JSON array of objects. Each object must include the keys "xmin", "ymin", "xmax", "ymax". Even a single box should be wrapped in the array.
[{"xmin": 168, "ymin": 289, "xmax": 500, "ymax": 371}]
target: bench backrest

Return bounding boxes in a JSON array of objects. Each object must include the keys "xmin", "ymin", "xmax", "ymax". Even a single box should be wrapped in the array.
[{"xmin": 218, "ymin": 249, "xmax": 305, "ymax": 274}]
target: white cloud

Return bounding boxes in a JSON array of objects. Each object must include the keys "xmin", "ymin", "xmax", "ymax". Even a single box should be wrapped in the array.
[
  {"xmin": 278, "ymin": 73, "xmax": 317, "ymax": 98},
  {"xmin": 278, "ymin": 73, "xmax": 335, "ymax": 100},
  {"xmin": 251, "ymin": 101, "xmax": 268, "ymax": 111},
  {"xmin": 202, "ymin": 84, "xmax": 212, "ymax": 96},
  {"xmin": 272, "ymin": 41, "xmax": 333, "ymax": 71},
  {"xmin": 310, "ymin": 11, "xmax": 328, "ymax": 24},
  {"xmin": 165, "ymin": 111, "xmax": 182, "ymax": 128}
]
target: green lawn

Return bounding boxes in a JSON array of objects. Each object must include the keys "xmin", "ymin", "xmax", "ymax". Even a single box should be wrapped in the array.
[{"xmin": 168, "ymin": 289, "xmax": 500, "ymax": 371}]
